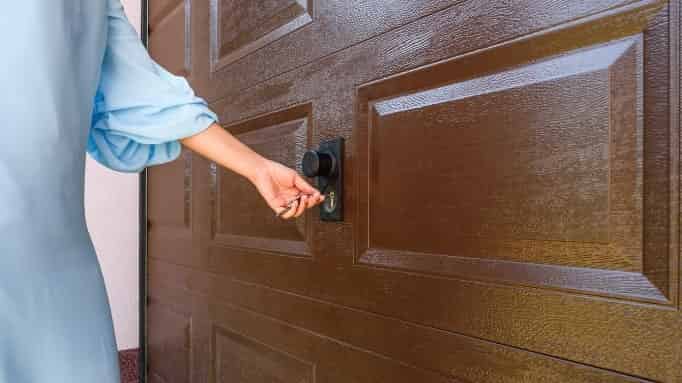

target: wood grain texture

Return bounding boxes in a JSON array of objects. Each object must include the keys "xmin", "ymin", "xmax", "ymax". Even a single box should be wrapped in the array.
[
  {"xmin": 367, "ymin": 40, "xmax": 629, "ymax": 249},
  {"xmin": 149, "ymin": 0, "xmax": 190, "ymax": 75},
  {"xmin": 149, "ymin": 0, "xmax": 182, "ymax": 26},
  {"xmin": 149, "ymin": 260, "xmax": 657, "ymax": 383},
  {"xmin": 148, "ymin": 151, "xmax": 192, "ymax": 229},
  {"xmin": 211, "ymin": 105, "xmax": 312, "ymax": 256},
  {"xmin": 353, "ymin": 22, "xmax": 660, "ymax": 302},
  {"xmin": 147, "ymin": 0, "xmax": 682, "ymax": 382},
  {"xmin": 200, "ymin": 0, "xmax": 644, "ymax": 101},
  {"xmin": 147, "ymin": 303, "xmax": 191, "ymax": 383},
  {"xmin": 146, "ymin": 2, "xmax": 195, "ymax": 381},
  {"xmin": 212, "ymin": 0, "xmax": 312, "ymax": 70},
  {"xmin": 213, "ymin": 326, "xmax": 314, "ymax": 383}
]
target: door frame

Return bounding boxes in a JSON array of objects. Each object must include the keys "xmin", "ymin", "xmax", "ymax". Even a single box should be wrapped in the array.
[{"xmin": 139, "ymin": 0, "xmax": 149, "ymax": 382}]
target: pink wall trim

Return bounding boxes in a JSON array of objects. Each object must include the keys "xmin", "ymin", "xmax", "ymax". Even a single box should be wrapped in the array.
[{"xmin": 84, "ymin": 0, "xmax": 142, "ymax": 351}]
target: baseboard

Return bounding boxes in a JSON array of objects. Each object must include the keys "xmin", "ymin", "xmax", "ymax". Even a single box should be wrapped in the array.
[{"xmin": 118, "ymin": 348, "xmax": 139, "ymax": 383}]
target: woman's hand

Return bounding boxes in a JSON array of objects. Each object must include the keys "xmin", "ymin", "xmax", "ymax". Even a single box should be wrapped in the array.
[{"xmin": 249, "ymin": 160, "xmax": 325, "ymax": 219}]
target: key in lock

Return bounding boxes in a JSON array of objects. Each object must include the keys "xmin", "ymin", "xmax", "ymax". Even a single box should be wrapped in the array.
[{"xmin": 324, "ymin": 191, "xmax": 336, "ymax": 213}]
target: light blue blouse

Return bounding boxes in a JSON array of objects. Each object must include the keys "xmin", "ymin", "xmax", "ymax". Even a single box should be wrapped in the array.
[
  {"xmin": 0, "ymin": 1, "xmax": 216, "ymax": 381},
  {"xmin": 90, "ymin": 1, "xmax": 218, "ymax": 172}
]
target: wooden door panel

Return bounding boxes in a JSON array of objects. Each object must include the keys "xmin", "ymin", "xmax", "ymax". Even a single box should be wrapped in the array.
[
  {"xmin": 357, "ymin": 19, "xmax": 666, "ymax": 303},
  {"xmin": 147, "ymin": 0, "xmax": 195, "ymax": 265},
  {"xmin": 203, "ymin": 0, "xmax": 457, "ymax": 99},
  {"xmin": 211, "ymin": 0, "xmax": 313, "ymax": 71},
  {"xmin": 149, "ymin": 0, "xmax": 190, "ymax": 76},
  {"xmin": 200, "ymin": 298, "xmax": 455, "ymax": 383},
  {"xmin": 149, "ymin": 0, "xmax": 184, "ymax": 26},
  {"xmin": 147, "ymin": 0, "xmax": 195, "ymax": 382},
  {"xmin": 201, "ymin": 245, "xmax": 680, "ymax": 382},
  {"xmin": 148, "ymin": 152, "xmax": 193, "ymax": 230},
  {"xmin": 203, "ymin": 0, "xmax": 678, "ymax": 380},
  {"xmin": 199, "ymin": 0, "xmax": 650, "ymax": 101},
  {"xmin": 211, "ymin": 104, "xmax": 312, "ymax": 257},
  {"xmin": 150, "ymin": 260, "xmax": 655, "ymax": 383},
  {"xmin": 148, "ymin": 302, "xmax": 191, "ymax": 383},
  {"xmin": 207, "ymin": 0, "xmax": 658, "ymax": 112},
  {"xmin": 148, "ymin": 0, "xmax": 682, "ymax": 382},
  {"xmin": 360, "ymin": 38, "xmax": 637, "ymax": 259}
]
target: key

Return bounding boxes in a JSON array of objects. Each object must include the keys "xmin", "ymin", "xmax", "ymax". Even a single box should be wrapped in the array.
[
  {"xmin": 324, "ymin": 191, "xmax": 336, "ymax": 212},
  {"xmin": 276, "ymin": 194, "xmax": 302, "ymax": 218}
]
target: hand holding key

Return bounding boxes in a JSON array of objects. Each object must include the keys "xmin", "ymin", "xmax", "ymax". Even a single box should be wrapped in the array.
[
  {"xmin": 276, "ymin": 194, "xmax": 303, "ymax": 218},
  {"xmin": 179, "ymin": 124, "xmax": 324, "ymax": 220},
  {"xmin": 249, "ymin": 159, "xmax": 325, "ymax": 220}
]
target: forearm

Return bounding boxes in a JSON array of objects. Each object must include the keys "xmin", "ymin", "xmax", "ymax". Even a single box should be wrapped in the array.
[{"xmin": 179, "ymin": 123, "xmax": 267, "ymax": 182}]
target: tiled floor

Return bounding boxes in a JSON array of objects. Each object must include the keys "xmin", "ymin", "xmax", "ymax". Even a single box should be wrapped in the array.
[{"xmin": 118, "ymin": 349, "xmax": 139, "ymax": 383}]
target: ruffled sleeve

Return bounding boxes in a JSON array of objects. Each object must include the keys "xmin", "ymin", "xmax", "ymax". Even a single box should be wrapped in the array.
[{"xmin": 88, "ymin": 0, "xmax": 217, "ymax": 173}]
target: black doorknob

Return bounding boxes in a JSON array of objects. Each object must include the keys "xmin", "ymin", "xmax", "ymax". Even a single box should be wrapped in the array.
[
  {"xmin": 302, "ymin": 150, "xmax": 337, "ymax": 178},
  {"xmin": 301, "ymin": 138, "xmax": 344, "ymax": 221}
]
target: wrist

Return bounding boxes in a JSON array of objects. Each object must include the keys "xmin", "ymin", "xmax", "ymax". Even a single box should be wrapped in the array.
[{"xmin": 244, "ymin": 155, "xmax": 269, "ymax": 184}]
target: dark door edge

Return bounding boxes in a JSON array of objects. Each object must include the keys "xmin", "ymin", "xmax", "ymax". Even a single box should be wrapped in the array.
[{"xmin": 139, "ymin": 0, "xmax": 149, "ymax": 381}]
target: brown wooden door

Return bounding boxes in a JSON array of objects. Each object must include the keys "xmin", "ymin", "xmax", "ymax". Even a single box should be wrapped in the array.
[{"xmin": 146, "ymin": 1, "xmax": 682, "ymax": 382}]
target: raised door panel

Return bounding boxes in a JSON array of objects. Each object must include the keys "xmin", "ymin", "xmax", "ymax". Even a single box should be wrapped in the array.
[
  {"xmin": 151, "ymin": 258, "xmax": 663, "ymax": 383},
  {"xmin": 147, "ymin": 0, "xmax": 196, "ymax": 258},
  {"xmin": 210, "ymin": 0, "xmax": 313, "ymax": 71},
  {"xmin": 147, "ymin": 302, "xmax": 192, "ymax": 383},
  {"xmin": 147, "ymin": 0, "xmax": 196, "ymax": 381},
  {"xmin": 210, "ymin": 104, "xmax": 313, "ymax": 256},
  {"xmin": 148, "ymin": 151, "xmax": 195, "ymax": 267},
  {"xmin": 357, "ymin": 32, "xmax": 665, "ymax": 303},
  {"xmin": 212, "ymin": 327, "xmax": 314, "ymax": 383},
  {"xmin": 149, "ymin": 0, "xmax": 190, "ymax": 76}
]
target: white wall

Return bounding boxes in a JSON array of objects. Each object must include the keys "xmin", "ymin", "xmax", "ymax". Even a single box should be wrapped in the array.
[{"xmin": 84, "ymin": 0, "xmax": 141, "ymax": 351}]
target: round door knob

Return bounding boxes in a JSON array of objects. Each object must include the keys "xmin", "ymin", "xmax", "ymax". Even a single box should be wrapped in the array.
[{"xmin": 302, "ymin": 150, "xmax": 336, "ymax": 178}]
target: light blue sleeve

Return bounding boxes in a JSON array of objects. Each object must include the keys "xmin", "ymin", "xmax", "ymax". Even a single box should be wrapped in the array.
[{"xmin": 88, "ymin": 0, "xmax": 218, "ymax": 173}]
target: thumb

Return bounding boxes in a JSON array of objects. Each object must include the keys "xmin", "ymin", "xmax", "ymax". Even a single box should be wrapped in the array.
[{"xmin": 294, "ymin": 174, "xmax": 317, "ymax": 195}]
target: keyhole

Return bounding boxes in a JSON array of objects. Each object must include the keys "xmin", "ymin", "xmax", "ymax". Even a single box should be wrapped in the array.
[{"xmin": 324, "ymin": 191, "xmax": 336, "ymax": 213}]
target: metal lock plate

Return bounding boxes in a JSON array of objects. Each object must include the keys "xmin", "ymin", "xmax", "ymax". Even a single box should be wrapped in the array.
[{"xmin": 302, "ymin": 138, "xmax": 344, "ymax": 221}]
